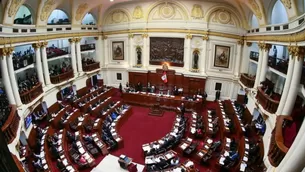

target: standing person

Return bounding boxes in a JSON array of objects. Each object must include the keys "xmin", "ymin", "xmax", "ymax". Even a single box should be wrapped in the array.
[
  {"xmin": 179, "ymin": 103, "xmax": 186, "ymax": 118},
  {"xmin": 119, "ymin": 83, "xmax": 122, "ymax": 93}
]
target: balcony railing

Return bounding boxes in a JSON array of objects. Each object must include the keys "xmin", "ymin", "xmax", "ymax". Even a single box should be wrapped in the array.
[
  {"xmin": 1, "ymin": 105, "xmax": 19, "ymax": 144},
  {"xmin": 240, "ymin": 73, "xmax": 255, "ymax": 88},
  {"xmin": 46, "ymin": 47, "xmax": 69, "ymax": 59},
  {"xmin": 268, "ymin": 116, "xmax": 291, "ymax": 167},
  {"xmin": 256, "ymin": 87, "xmax": 280, "ymax": 114},
  {"xmin": 83, "ymin": 62, "xmax": 100, "ymax": 72},
  {"xmin": 268, "ymin": 56, "xmax": 288, "ymax": 75},
  {"xmin": 20, "ymin": 83, "xmax": 43, "ymax": 104},
  {"xmin": 81, "ymin": 44, "xmax": 95, "ymax": 51},
  {"xmin": 50, "ymin": 70, "xmax": 74, "ymax": 84}
]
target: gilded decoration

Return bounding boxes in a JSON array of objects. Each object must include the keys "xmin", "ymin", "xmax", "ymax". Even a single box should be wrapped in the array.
[
  {"xmin": 40, "ymin": 42, "xmax": 48, "ymax": 48},
  {"xmin": 142, "ymin": 33, "xmax": 149, "ymax": 38},
  {"xmin": 105, "ymin": 10, "xmax": 129, "ymax": 24},
  {"xmin": 133, "ymin": 6, "xmax": 143, "ymax": 19},
  {"xmin": 147, "ymin": 2, "xmax": 188, "ymax": 21},
  {"xmin": 40, "ymin": 0, "xmax": 56, "ymax": 21},
  {"xmin": 32, "ymin": 43, "xmax": 41, "ymax": 50},
  {"xmin": 1, "ymin": 47, "xmax": 14, "ymax": 56},
  {"xmin": 191, "ymin": 4, "xmax": 203, "ymax": 19},
  {"xmin": 202, "ymin": 35, "xmax": 209, "ymax": 41},
  {"xmin": 248, "ymin": 0, "xmax": 263, "ymax": 20},
  {"xmin": 246, "ymin": 42, "xmax": 252, "ymax": 47},
  {"xmin": 186, "ymin": 33, "xmax": 192, "ymax": 39},
  {"xmin": 8, "ymin": 0, "xmax": 23, "ymax": 17},
  {"xmin": 75, "ymin": 3, "xmax": 89, "ymax": 21},
  {"xmin": 210, "ymin": 9, "xmax": 236, "ymax": 26},
  {"xmin": 289, "ymin": 46, "xmax": 305, "ymax": 60},
  {"xmin": 237, "ymin": 38, "xmax": 244, "ymax": 45},
  {"xmin": 68, "ymin": 38, "xmax": 76, "ymax": 43},
  {"xmin": 128, "ymin": 33, "xmax": 134, "ymax": 39},
  {"xmin": 281, "ymin": 0, "xmax": 292, "ymax": 9}
]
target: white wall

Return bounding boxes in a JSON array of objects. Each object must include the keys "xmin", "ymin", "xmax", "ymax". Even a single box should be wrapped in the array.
[{"xmin": 268, "ymin": 45, "xmax": 288, "ymax": 59}]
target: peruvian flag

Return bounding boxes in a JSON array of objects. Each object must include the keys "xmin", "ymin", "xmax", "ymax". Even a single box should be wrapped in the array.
[{"xmin": 161, "ymin": 71, "xmax": 168, "ymax": 83}]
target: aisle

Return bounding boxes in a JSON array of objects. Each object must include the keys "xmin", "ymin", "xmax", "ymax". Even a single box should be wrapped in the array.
[{"xmin": 112, "ymin": 106, "xmax": 176, "ymax": 164}]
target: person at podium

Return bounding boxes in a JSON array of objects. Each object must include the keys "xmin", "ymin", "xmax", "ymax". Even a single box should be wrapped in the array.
[
  {"xmin": 173, "ymin": 86, "xmax": 179, "ymax": 96},
  {"xmin": 136, "ymin": 82, "xmax": 142, "ymax": 92}
]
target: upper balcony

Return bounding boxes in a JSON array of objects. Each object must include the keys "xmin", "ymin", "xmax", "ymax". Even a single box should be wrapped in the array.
[
  {"xmin": 268, "ymin": 116, "xmax": 292, "ymax": 167},
  {"xmin": 256, "ymin": 86, "xmax": 280, "ymax": 114},
  {"xmin": 240, "ymin": 73, "xmax": 255, "ymax": 88},
  {"xmin": 1, "ymin": 105, "xmax": 19, "ymax": 144},
  {"xmin": 47, "ymin": 46, "xmax": 69, "ymax": 60},
  {"xmin": 83, "ymin": 62, "xmax": 100, "ymax": 72},
  {"xmin": 247, "ymin": 13, "xmax": 305, "ymax": 36},
  {"xmin": 81, "ymin": 44, "xmax": 96, "ymax": 52},
  {"xmin": 19, "ymin": 82, "xmax": 43, "ymax": 104},
  {"xmin": 50, "ymin": 70, "xmax": 74, "ymax": 85}
]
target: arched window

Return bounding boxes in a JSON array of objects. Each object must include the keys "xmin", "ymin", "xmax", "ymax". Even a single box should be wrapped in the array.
[
  {"xmin": 82, "ymin": 13, "xmax": 96, "ymax": 25},
  {"xmin": 47, "ymin": 9, "xmax": 70, "ymax": 25},
  {"xmin": 251, "ymin": 14, "xmax": 259, "ymax": 28},
  {"xmin": 14, "ymin": 5, "xmax": 33, "ymax": 25},
  {"xmin": 271, "ymin": 0, "xmax": 288, "ymax": 24}
]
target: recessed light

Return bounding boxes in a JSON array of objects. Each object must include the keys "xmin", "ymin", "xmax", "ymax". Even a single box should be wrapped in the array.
[{"xmin": 110, "ymin": 0, "xmax": 113, "ymax": 1}]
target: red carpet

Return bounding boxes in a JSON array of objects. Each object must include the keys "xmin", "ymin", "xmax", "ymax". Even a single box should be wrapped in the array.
[{"xmin": 112, "ymin": 106, "xmax": 176, "ymax": 164}]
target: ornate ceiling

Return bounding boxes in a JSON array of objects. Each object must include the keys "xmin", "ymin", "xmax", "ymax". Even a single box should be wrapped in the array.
[{"xmin": 0, "ymin": 0, "xmax": 302, "ymax": 28}]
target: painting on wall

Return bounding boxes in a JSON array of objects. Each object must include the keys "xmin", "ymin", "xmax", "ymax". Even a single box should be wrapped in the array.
[
  {"xmin": 112, "ymin": 41, "xmax": 124, "ymax": 60},
  {"xmin": 214, "ymin": 45, "xmax": 230, "ymax": 68}
]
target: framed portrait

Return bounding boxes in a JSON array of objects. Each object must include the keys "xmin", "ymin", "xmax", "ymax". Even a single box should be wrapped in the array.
[
  {"xmin": 117, "ymin": 73, "xmax": 122, "ymax": 80},
  {"xmin": 214, "ymin": 45, "xmax": 230, "ymax": 68},
  {"xmin": 112, "ymin": 41, "xmax": 124, "ymax": 60}
]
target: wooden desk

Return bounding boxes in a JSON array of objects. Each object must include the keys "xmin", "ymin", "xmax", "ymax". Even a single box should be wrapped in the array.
[
  {"xmin": 50, "ymin": 105, "xmax": 71, "ymax": 129},
  {"xmin": 122, "ymin": 92, "xmax": 202, "ymax": 111},
  {"xmin": 76, "ymin": 88, "xmax": 115, "ymax": 113}
]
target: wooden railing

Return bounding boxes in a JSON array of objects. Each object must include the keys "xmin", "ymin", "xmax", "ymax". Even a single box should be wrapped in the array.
[
  {"xmin": 81, "ymin": 44, "xmax": 95, "ymax": 51},
  {"xmin": 50, "ymin": 70, "xmax": 74, "ymax": 84},
  {"xmin": 240, "ymin": 73, "xmax": 255, "ymax": 88},
  {"xmin": 11, "ymin": 154, "xmax": 25, "ymax": 172},
  {"xmin": 268, "ymin": 116, "xmax": 291, "ymax": 167},
  {"xmin": 20, "ymin": 83, "xmax": 43, "ymax": 104},
  {"xmin": 256, "ymin": 87, "xmax": 280, "ymax": 114},
  {"xmin": 1, "ymin": 105, "xmax": 19, "ymax": 144},
  {"xmin": 83, "ymin": 62, "xmax": 100, "ymax": 72}
]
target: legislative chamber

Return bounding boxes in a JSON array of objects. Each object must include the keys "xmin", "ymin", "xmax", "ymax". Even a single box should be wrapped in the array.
[{"xmin": 0, "ymin": 0, "xmax": 305, "ymax": 172}]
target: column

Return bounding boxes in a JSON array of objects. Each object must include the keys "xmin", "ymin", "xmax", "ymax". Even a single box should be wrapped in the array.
[
  {"xmin": 75, "ymin": 37, "xmax": 83, "ymax": 73},
  {"xmin": 142, "ymin": 33, "xmax": 149, "ymax": 68},
  {"xmin": 0, "ymin": 48, "xmax": 16, "ymax": 104},
  {"xmin": 240, "ymin": 42, "xmax": 252, "ymax": 74},
  {"xmin": 128, "ymin": 34, "xmax": 135, "ymax": 67},
  {"xmin": 259, "ymin": 44, "xmax": 272, "ymax": 83},
  {"xmin": 200, "ymin": 35, "xmax": 208, "ymax": 75},
  {"xmin": 282, "ymin": 46, "xmax": 304, "ymax": 116},
  {"xmin": 276, "ymin": 47, "xmax": 295, "ymax": 115},
  {"xmin": 94, "ymin": 36, "xmax": 102, "ymax": 66},
  {"xmin": 32, "ymin": 43, "xmax": 45, "ymax": 87},
  {"xmin": 69, "ymin": 38, "xmax": 77, "ymax": 75},
  {"xmin": 185, "ymin": 34, "xmax": 192, "ymax": 71},
  {"xmin": 7, "ymin": 49, "xmax": 22, "ymax": 106},
  {"xmin": 253, "ymin": 43, "xmax": 264, "ymax": 88},
  {"xmin": 234, "ymin": 39, "xmax": 243, "ymax": 77},
  {"xmin": 102, "ymin": 35, "xmax": 108, "ymax": 67},
  {"xmin": 40, "ymin": 42, "xmax": 51, "ymax": 85}
]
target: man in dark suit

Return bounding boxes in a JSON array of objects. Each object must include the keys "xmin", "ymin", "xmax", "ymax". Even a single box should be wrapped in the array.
[
  {"xmin": 179, "ymin": 103, "xmax": 186, "ymax": 118},
  {"xmin": 215, "ymin": 90, "xmax": 221, "ymax": 101},
  {"xmin": 173, "ymin": 86, "xmax": 179, "ymax": 96}
]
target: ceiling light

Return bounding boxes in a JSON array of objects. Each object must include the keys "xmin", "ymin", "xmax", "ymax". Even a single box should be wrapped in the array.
[{"xmin": 110, "ymin": 0, "xmax": 114, "ymax": 1}]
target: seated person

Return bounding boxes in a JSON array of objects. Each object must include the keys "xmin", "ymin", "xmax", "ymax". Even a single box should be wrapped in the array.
[
  {"xmin": 230, "ymin": 138, "xmax": 237, "ymax": 151},
  {"xmin": 67, "ymin": 131, "xmax": 76, "ymax": 142},
  {"xmin": 111, "ymin": 112, "xmax": 117, "ymax": 120},
  {"xmin": 83, "ymin": 135, "xmax": 93, "ymax": 142},
  {"xmin": 170, "ymin": 157, "xmax": 179, "ymax": 166},
  {"xmin": 57, "ymin": 159, "xmax": 65, "ymax": 170},
  {"xmin": 229, "ymin": 151, "xmax": 239, "ymax": 162},
  {"xmin": 33, "ymin": 158, "xmax": 43, "ymax": 170}
]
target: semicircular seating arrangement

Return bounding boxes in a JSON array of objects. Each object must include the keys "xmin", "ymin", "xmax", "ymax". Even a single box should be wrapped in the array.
[{"xmin": 24, "ymin": 85, "xmax": 264, "ymax": 172}]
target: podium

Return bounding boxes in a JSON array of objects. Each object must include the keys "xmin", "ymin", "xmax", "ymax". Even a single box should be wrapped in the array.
[{"xmin": 149, "ymin": 97, "xmax": 164, "ymax": 116}]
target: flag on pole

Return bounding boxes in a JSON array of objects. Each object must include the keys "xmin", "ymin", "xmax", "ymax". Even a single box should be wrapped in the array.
[{"xmin": 161, "ymin": 71, "xmax": 168, "ymax": 83}]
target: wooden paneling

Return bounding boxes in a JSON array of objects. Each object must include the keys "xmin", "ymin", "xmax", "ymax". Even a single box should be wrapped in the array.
[{"xmin": 128, "ymin": 69, "xmax": 206, "ymax": 96}]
